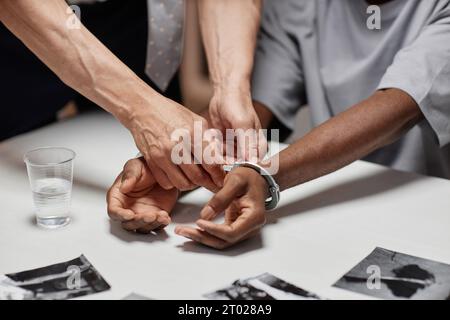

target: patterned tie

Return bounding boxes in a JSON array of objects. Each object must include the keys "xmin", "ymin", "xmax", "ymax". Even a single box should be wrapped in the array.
[{"xmin": 145, "ymin": 0, "xmax": 185, "ymax": 92}]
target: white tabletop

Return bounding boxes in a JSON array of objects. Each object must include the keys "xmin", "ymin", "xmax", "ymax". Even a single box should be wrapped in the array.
[{"xmin": 1, "ymin": 112, "xmax": 449, "ymax": 300}]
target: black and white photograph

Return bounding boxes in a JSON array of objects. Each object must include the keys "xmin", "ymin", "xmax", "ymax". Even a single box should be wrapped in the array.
[
  {"xmin": 334, "ymin": 247, "xmax": 450, "ymax": 300},
  {"xmin": 205, "ymin": 273, "xmax": 322, "ymax": 300},
  {"xmin": 122, "ymin": 293, "xmax": 153, "ymax": 300},
  {"xmin": 0, "ymin": 255, "xmax": 110, "ymax": 300}
]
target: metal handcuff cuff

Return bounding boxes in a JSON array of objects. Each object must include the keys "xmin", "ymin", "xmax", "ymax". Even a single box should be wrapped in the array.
[{"xmin": 223, "ymin": 162, "xmax": 280, "ymax": 211}]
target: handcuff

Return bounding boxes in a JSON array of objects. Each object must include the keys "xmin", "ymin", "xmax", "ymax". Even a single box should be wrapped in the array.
[{"xmin": 223, "ymin": 162, "xmax": 280, "ymax": 211}]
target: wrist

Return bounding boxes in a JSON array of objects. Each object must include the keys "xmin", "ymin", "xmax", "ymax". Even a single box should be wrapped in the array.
[
  {"xmin": 212, "ymin": 76, "xmax": 251, "ymax": 95},
  {"xmin": 116, "ymin": 85, "xmax": 161, "ymax": 130},
  {"xmin": 262, "ymin": 148, "xmax": 310, "ymax": 192},
  {"xmin": 234, "ymin": 167, "xmax": 269, "ymax": 199},
  {"xmin": 259, "ymin": 159, "xmax": 284, "ymax": 192},
  {"xmin": 256, "ymin": 173, "xmax": 270, "ymax": 199},
  {"xmin": 211, "ymin": 80, "xmax": 253, "ymax": 115},
  {"xmin": 226, "ymin": 162, "xmax": 280, "ymax": 210}
]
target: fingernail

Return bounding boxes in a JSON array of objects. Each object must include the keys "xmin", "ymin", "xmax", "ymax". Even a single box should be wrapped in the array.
[
  {"xmin": 158, "ymin": 216, "xmax": 170, "ymax": 225},
  {"xmin": 177, "ymin": 231, "xmax": 189, "ymax": 239},
  {"xmin": 201, "ymin": 205, "xmax": 215, "ymax": 220}
]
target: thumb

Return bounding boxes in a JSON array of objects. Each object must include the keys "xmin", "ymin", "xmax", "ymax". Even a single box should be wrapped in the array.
[
  {"xmin": 200, "ymin": 174, "xmax": 246, "ymax": 220},
  {"xmin": 120, "ymin": 158, "xmax": 144, "ymax": 194}
]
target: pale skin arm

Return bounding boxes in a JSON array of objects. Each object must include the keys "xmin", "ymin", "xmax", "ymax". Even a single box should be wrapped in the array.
[
  {"xmin": 0, "ymin": 0, "xmax": 224, "ymax": 192},
  {"xmin": 179, "ymin": 0, "xmax": 213, "ymax": 114},
  {"xmin": 197, "ymin": 0, "xmax": 266, "ymax": 160},
  {"xmin": 0, "ymin": 0, "xmax": 150, "ymax": 126},
  {"xmin": 198, "ymin": 0, "xmax": 261, "ymax": 90},
  {"xmin": 176, "ymin": 88, "xmax": 424, "ymax": 249}
]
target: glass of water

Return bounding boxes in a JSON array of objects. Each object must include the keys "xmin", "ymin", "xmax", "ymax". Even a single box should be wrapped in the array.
[{"xmin": 24, "ymin": 147, "xmax": 76, "ymax": 229}]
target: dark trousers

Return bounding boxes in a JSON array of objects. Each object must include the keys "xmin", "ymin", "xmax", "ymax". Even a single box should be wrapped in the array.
[{"xmin": 0, "ymin": 0, "xmax": 181, "ymax": 141}]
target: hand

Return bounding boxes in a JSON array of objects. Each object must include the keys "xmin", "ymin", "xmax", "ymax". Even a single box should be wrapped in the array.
[
  {"xmin": 107, "ymin": 157, "xmax": 179, "ymax": 233},
  {"xmin": 209, "ymin": 87, "xmax": 267, "ymax": 162},
  {"xmin": 128, "ymin": 95, "xmax": 225, "ymax": 192},
  {"xmin": 175, "ymin": 167, "xmax": 268, "ymax": 249}
]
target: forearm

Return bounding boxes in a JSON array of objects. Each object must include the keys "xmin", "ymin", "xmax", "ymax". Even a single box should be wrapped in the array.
[
  {"xmin": 270, "ymin": 89, "xmax": 424, "ymax": 191},
  {"xmin": 0, "ymin": 0, "xmax": 159, "ymax": 126},
  {"xmin": 197, "ymin": 0, "xmax": 261, "ymax": 92}
]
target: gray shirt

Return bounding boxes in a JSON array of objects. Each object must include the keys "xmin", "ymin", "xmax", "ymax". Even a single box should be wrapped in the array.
[{"xmin": 252, "ymin": 0, "xmax": 450, "ymax": 178}]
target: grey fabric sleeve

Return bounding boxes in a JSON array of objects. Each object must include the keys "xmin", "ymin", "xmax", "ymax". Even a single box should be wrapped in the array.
[
  {"xmin": 251, "ymin": 0, "xmax": 306, "ymax": 130},
  {"xmin": 378, "ymin": 3, "xmax": 450, "ymax": 147}
]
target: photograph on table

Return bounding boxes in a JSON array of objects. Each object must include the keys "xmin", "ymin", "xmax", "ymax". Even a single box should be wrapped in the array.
[
  {"xmin": 0, "ymin": 255, "xmax": 110, "ymax": 300},
  {"xmin": 334, "ymin": 247, "xmax": 450, "ymax": 300},
  {"xmin": 205, "ymin": 273, "xmax": 322, "ymax": 300},
  {"xmin": 122, "ymin": 293, "xmax": 153, "ymax": 300}
]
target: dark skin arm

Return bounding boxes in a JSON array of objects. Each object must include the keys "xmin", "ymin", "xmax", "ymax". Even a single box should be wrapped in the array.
[
  {"xmin": 271, "ymin": 88, "xmax": 423, "ymax": 190},
  {"xmin": 176, "ymin": 88, "xmax": 424, "ymax": 249}
]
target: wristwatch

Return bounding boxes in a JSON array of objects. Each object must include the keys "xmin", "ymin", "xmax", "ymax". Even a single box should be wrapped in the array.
[{"xmin": 223, "ymin": 162, "xmax": 280, "ymax": 211}]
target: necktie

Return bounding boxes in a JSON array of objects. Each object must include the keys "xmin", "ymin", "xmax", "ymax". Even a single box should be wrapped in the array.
[{"xmin": 145, "ymin": 0, "xmax": 185, "ymax": 92}]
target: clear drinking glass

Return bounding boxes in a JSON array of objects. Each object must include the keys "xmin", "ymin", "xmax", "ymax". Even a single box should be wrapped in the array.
[{"xmin": 24, "ymin": 147, "xmax": 76, "ymax": 229}]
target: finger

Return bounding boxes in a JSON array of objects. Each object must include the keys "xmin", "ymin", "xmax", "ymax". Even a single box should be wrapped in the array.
[
  {"xmin": 175, "ymin": 226, "xmax": 229, "ymax": 250},
  {"xmin": 155, "ymin": 155, "xmax": 195, "ymax": 191},
  {"xmin": 197, "ymin": 220, "xmax": 262, "ymax": 246},
  {"xmin": 179, "ymin": 163, "xmax": 217, "ymax": 192},
  {"xmin": 145, "ymin": 156, "xmax": 173, "ymax": 190},
  {"xmin": 236, "ymin": 128, "xmax": 258, "ymax": 162},
  {"xmin": 154, "ymin": 210, "xmax": 171, "ymax": 226},
  {"xmin": 122, "ymin": 210, "xmax": 171, "ymax": 232},
  {"xmin": 223, "ymin": 136, "xmax": 236, "ymax": 164},
  {"xmin": 191, "ymin": 123, "xmax": 225, "ymax": 189},
  {"xmin": 151, "ymin": 147, "xmax": 195, "ymax": 191},
  {"xmin": 122, "ymin": 219, "xmax": 149, "ymax": 231},
  {"xmin": 120, "ymin": 159, "xmax": 144, "ymax": 193},
  {"xmin": 179, "ymin": 138, "xmax": 218, "ymax": 191},
  {"xmin": 107, "ymin": 204, "xmax": 135, "ymax": 222},
  {"xmin": 200, "ymin": 175, "xmax": 247, "ymax": 220},
  {"xmin": 137, "ymin": 221, "xmax": 163, "ymax": 234},
  {"xmin": 248, "ymin": 133, "xmax": 259, "ymax": 163},
  {"xmin": 197, "ymin": 211, "xmax": 265, "ymax": 243},
  {"xmin": 121, "ymin": 211, "xmax": 157, "ymax": 231},
  {"xmin": 201, "ymin": 163, "xmax": 225, "ymax": 189},
  {"xmin": 196, "ymin": 220, "xmax": 233, "ymax": 241},
  {"xmin": 257, "ymin": 127, "xmax": 268, "ymax": 161},
  {"xmin": 247, "ymin": 118, "xmax": 268, "ymax": 160},
  {"xmin": 195, "ymin": 132, "xmax": 225, "ymax": 188},
  {"xmin": 107, "ymin": 178, "xmax": 135, "ymax": 221}
]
